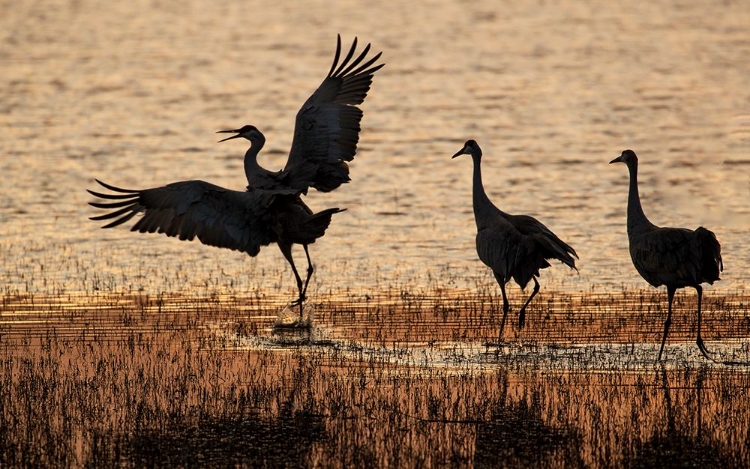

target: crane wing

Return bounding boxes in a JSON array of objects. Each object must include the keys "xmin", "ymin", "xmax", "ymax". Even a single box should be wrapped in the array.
[
  {"xmin": 630, "ymin": 227, "xmax": 705, "ymax": 287},
  {"xmin": 476, "ymin": 227, "xmax": 545, "ymax": 289},
  {"xmin": 506, "ymin": 214, "xmax": 578, "ymax": 269},
  {"xmin": 284, "ymin": 35, "xmax": 384, "ymax": 193},
  {"xmin": 87, "ymin": 179, "xmax": 279, "ymax": 256}
]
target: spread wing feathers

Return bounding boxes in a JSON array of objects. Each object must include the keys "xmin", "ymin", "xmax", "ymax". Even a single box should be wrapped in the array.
[
  {"xmin": 284, "ymin": 35, "xmax": 384, "ymax": 193},
  {"xmin": 476, "ymin": 226, "xmax": 548, "ymax": 290},
  {"xmin": 630, "ymin": 226, "xmax": 722, "ymax": 288},
  {"xmin": 87, "ymin": 179, "xmax": 277, "ymax": 256},
  {"xmin": 506, "ymin": 214, "xmax": 579, "ymax": 270}
]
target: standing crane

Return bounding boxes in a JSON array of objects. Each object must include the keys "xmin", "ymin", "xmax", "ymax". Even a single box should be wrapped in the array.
[
  {"xmin": 452, "ymin": 140, "xmax": 578, "ymax": 342},
  {"xmin": 88, "ymin": 36, "xmax": 384, "ymax": 317},
  {"xmin": 610, "ymin": 149, "xmax": 723, "ymax": 361}
]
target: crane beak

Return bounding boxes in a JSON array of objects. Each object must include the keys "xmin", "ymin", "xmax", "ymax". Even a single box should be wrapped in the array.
[
  {"xmin": 452, "ymin": 147, "xmax": 467, "ymax": 159},
  {"xmin": 609, "ymin": 155, "xmax": 623, "ymax": 164},
  {"xmin": 216, "ymin": 129, "xmax": 242, "ymax": 143}
]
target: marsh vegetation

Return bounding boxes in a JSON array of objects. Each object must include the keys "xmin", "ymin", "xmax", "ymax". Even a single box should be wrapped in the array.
[{"xmin": 1, "ymin": 283, "xmax": 749, "ymax": 468}]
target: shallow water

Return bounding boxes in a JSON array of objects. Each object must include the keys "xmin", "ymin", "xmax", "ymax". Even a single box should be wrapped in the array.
[
  {"xmin": 2, "ymin": 1, "xmax": 750, "ymax": 467},
  {"xmin": 1, "ymin": 0, "xmax": 749, "ymax": 297},
  {"xmin": 1, "ymin": 292, "xmax": 750, "ymax": 467}
]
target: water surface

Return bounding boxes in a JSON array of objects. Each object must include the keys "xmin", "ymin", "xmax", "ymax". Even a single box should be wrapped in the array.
[
  {"xmin": 1, "ymin": 0, "xmax": 749, "ymax": 297},
  {"xmin": 2, "ymin": 2, "xmax": 750, "ymax": 467}
]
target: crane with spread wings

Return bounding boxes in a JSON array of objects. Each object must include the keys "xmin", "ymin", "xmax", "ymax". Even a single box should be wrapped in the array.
[{"xmin": 88, "ymin": 35, "xmax": 384, "ymax": 318}]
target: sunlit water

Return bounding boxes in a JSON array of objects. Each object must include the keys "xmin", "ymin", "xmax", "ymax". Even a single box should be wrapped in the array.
[
  {"xmin": 1, "ymin": 0, "xmax": 749, "ymax": 298},
  {"xmin": 2, "ymin": 2, "xmax": 750, "ymax": 465}
]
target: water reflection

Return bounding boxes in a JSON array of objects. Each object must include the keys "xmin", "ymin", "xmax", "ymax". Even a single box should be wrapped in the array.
[
  {"xmin": 2, "ymin": 0, "xmax": 750, "ymax": 466},
  {"xmin": 2, "ymin": 294, "xmax": 750, "ymax": 468},
  {"xmin": 475, "ymin": 371, "xmax": 586, "ymax": 469},
  {"xmin": 104, "ymin": 411, "xmax": 326, "ymax": 468},
  {"xmin": 623, "ymin": 368, "xmax": 746, "ymax": 469},
  {"xmin": 2, "ymin": 0, "xmax": 750, "ymax": 295}
]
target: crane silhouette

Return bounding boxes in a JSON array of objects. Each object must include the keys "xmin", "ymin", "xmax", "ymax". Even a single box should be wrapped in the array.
[
  {"xmin": 88, "ymin": 36, "xmax": 384, "ymax": 317},
  {"xmin": 610, "ymin": 149, "xmax": 723, "ymax": 361},
  {"xmin": 452, "ymin": 140, "xmax": 578, "ymax": 342}
]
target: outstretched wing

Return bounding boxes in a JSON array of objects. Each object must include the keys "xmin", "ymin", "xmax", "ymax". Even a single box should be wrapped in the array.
[
  {"xmin": 284, "ymin": 35, "xmax": 384, "ymax": 193},
  {"xmin": 87, "ymin": 179, "xmax": 278, "ymax": 256}
]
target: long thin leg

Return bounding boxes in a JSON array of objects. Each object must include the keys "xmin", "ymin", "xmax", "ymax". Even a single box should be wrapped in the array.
[
  {"xmin": 279, "ymin": 243, "xmax": 304, "ymax": 316},
  {"xmin": 300, "ymin": 245, "xmax": 315, "ymax": 302},
  {"xmin": 494, "ymin": 272, "xmax": 510, "ymax": 342},
  {"xmin": 518, "ymin": 277, "xmax": 540, "ymax": 329},
  {"xmin": 695, "ymin": 285, "xmax": 713, "ymax": 360},
  {"xmin": 658, "ymin": 286, "xmax": 676, "ymax": 361}
]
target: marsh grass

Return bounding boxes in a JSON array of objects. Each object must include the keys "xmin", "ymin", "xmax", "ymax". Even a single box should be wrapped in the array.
[{"xmin": 1, "ymin": 286, "xmax": 749, "ymax": 468}]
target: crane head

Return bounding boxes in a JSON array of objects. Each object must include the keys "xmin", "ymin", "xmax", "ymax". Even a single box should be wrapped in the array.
[
  {"xmin": 610, "ymin": 149, "xmax": 638, "ymax": 165},
  {"xmin": 217, "ymin": 125, "xmax": 264, "ymax": 143},
  {"xmin": 452, "ymin": 140, "xmax": 482, "ymax": 159}
]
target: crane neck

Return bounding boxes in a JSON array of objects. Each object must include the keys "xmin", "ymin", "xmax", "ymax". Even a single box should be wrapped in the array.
[
  {"xmin": 625, "ymin": 159, "xmax": 654, "ymax": 234},
  {"xmin": 471, "ymin": 153, "xmax": 496, "ymax": 228},
  {"xmin": 243, "ymin": 136, "xmax": 266, "ymax": 185}
]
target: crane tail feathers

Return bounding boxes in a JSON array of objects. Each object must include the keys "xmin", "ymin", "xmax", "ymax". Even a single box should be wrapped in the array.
[{"xmin": 695, "ymin": 226, "xmax": 723, "ymax": 283}]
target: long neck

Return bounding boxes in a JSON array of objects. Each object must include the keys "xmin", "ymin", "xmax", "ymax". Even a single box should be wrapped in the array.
[
  {"xmin": 243, "ymin": 136, "xmax": 266, "ymax": 185},
  {"xmin": 471, "ymin": 153, "xmax": 496, "ymax": 228},
  {"xmin": 625, "ymin": 160, "xmax": 653, "ymax": 234}
]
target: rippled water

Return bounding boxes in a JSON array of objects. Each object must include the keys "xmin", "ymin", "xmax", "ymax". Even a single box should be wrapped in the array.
[
  {"xmin": 1, "ymin": 292, "xmax": 749, "ymax": 467},
  {"xmin": 3, "ymin": 4, "xmax": 750, "ymax": 466},
  {"xmin": 1, "ymin": 0, "xmax": 749, "ymax": 298}
]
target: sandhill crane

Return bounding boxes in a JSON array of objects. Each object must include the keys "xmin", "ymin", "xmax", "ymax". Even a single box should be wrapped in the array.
[
  {"xmin": 88, "ymin": 36, "xmax": 384, "ymax": 317},
  {"xmin": 452, "ymin": 140, "xmax": 578, "ymax": 342},
  {"xmin": 610, "ymin": 149, "xmax": 723, "ymax": 361}
]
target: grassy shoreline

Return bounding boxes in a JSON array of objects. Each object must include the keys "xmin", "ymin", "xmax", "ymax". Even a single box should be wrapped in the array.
[{"xmin": 1, "ymin": 289, "xmax": 749, "ymax": 467}]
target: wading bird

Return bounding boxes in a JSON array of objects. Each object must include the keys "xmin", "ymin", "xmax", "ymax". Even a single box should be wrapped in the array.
[
  {"xmin": 610, "ymin": 149, "xmax": 722, "ymax": 361},
  {"xmin": 452, "ymin": 140, "xmax": 578, "ymax": 341},
  {"xmin": 88, "ymin": 36, "xmax": 384, "ymax": 316}
]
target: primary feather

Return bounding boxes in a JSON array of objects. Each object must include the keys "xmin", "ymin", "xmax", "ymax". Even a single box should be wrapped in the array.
[{"xmin": 87, "ymin": 36, "xmax": 382, "ymax": 320}]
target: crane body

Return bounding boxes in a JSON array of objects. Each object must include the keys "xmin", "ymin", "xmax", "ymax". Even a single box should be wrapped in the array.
[
  {"xmin": 453, "ymin": 140, "xmax": 578, "ymax": 341},
  {"xmin": 89, "ymin": 36, "xmax": 383, "ymax": 319},
  {"xmin": 610, "ymin": 149, "xmax": 722, "ymax": 361}
]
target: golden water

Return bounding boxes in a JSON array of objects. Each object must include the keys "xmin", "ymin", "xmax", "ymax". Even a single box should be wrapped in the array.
[
  {"xmin": 2, "ymin": 1, "xmax": 750, "ymax": 466},
  {"xmin": 1, "ymin": 0, "xmax": 749, "ymax": 298}
]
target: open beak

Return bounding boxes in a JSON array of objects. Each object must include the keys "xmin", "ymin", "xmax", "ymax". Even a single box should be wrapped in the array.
[
  {"xmin": 216, "ymin": 129, "xmax": 242, "ymax": 143},
  {"xmin": 609, "ymin": 155, "xmax": 623, "ymax": 164}
]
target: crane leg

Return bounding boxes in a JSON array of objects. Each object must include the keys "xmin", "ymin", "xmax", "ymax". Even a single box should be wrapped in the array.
[
  {"xmin": 658, "ymin": 287, "xmax": 676, "ymax": 361},
  {"xmin": 300, "ymin": 245, "xmax": 315, "ymax": 303},
  {"xmin": 494, "ymin": 273, "xmax": 510, "ymax": 343},
  {"xmin": 518, "ymin": 277, "xmax": 540, "ymax": 329},
  {"xmin": 279, "ymin": 244, "xmax": 305, "ymax": 316},
  {"xmin": 695, "ymin": 285, "xmax": 713, "ymax": 360}
]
